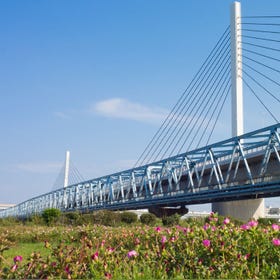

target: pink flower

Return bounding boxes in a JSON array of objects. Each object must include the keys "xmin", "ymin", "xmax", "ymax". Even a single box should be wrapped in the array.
[
  {"xmin": 13, "ymin": 255, "xmax": 23, "ymax": 263},
  {"xmin": 11, "ymin": 264, "xmax": 18, "ymax": 272},
  {"xmin": 91, "ymin": 251, "xmax": 99, "ymax": 261},
  {"xmin": 166, "ymin": 229, "xmax": 171, "ymax": 234},
  {"xmin": 161, "ymin": 236, "xmax": 167, "ymax": 244},
  {"xmin": 248, "ymin": 220, "xmax": 258, "ymax": 227},
  {"xmin": 155, "ymin": 227, "xmax": 161, "ymax": 232},
  {"xmin": 65, "ymin": 265, "xmax": 70, "ymax": 274},
  {"xmin": 107, "ymin": 247, "xmax": 114, "ymax": 253},
  {"xmin": 183, "ymin": 227, "xmax": 191, "ymax": 233},
  {"xmin": 203, "ymin": 223, "xmax": 210, "ymax": 230},
  {"xmin": 135, "ymin": 238, "xmax": 140, "ymax": 245},
  {"xmin": 240, "ymin": 224, "xmax": 250, "ymax": 230},
  {"xmin": 272, "ymin": 224, "xmax": 279, "ymax": 231},
  {"xmin": 272, "ymin": 238, "xmax": 280, "ymax": 246},
  {"xmin": 223, "ymin": 217, "xmax": 230, "ymax": 225},
  {"xmin": 211, "ymin": 226, "xmax": 217, "ymax": 231},
  {"xmin": 202, "ymin": 239, "xmax": 211, "ymax": 247},
  {"xmin": 105, "ymin": 272, "xmax": 112, "ymax": 279},
  {"xmin": 127, "ymin": 250, "xmax": 138, "ymax": 258}
]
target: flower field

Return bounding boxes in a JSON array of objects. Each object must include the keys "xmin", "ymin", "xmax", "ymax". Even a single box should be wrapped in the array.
[{"xmin": 0, "ymin": 212, "xmax": 280, "ymax": 279}]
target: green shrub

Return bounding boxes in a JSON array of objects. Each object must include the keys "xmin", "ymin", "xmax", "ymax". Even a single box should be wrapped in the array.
[
  {"xmin": 120, "ymin": 212, "xmax": 138, "ymax": 224},
  {"xmin": 92, "ymin": 210, "xmax": 121, "ymax": 226},
  {"xmin": 258, "ymin": 217, "xmax": 280, "ymax": 226},
  {"xmin": 181, "ymin": 216, "xmax": 206, "ymax": 227},
  {"xmin": 140, "ymin": 213, "xmax": 157, "ymax": 225},
  {"xmin": 62, "ymin": 211, "xmax": 82, "ymax": 225},
  {"xmin": 162, "ymin": 213, "xmax": 180, "ymax": 226},
  {"xmin": 41, "ymin": 208, "xmax": 61, "ymax": 226}
]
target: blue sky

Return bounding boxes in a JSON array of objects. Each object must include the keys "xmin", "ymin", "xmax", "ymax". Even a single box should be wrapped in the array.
[{"xmin": 1, "ymin": 0, "xmax": 280, "ymax": 210}]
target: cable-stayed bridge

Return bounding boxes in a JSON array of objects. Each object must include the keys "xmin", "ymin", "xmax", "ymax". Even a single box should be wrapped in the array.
[{"xmin": 1, "ymin": 2, "xmax": 280, "ymax": 220}]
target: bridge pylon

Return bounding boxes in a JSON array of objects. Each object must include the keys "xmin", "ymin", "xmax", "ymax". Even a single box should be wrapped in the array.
[
  {"xmin": 63, "ymin": 150, "xmax": 70, "ymax": 188},
  {"xmin": 212, "ymin": 1, "xmax": 265, "ymax": 221}
]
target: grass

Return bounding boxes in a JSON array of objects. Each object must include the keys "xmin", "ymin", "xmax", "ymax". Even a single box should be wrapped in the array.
[{"xmin": 3, "ymin": 242, "xmax": 50, "ymax": 265}]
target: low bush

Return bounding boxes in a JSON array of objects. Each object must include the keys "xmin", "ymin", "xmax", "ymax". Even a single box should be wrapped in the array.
[
  {"xmin": 61, "ymin": 211, "xmax": 82, "ymax": 225},
  {"xmin": 162, "ymin": 213, "xmax": 180, "ymax": 226},
  {"xmin": 120, "ymin": 212, "xmax": 138, "ymax": 224},
  {"xmin": 258, "ymin": 217, "xmax": 280, "ymax": 226},
  {"xmin": 41, "ymin": 208, "xmax": 61, "ymax": 226},
  {"xmin": 140, "ymin": 213, "xmax": 157, "ymax": 225},
  {"xmin": 92, "ymin": 210, "xmax": 121, "ymax": 226}
]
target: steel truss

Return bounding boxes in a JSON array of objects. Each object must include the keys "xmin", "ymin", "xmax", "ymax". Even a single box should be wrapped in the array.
[{"xmin": 2, "ymin": 123, "xmax": 280, "ymax": 218}]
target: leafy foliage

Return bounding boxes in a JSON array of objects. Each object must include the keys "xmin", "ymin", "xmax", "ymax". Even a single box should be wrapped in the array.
[
  {"xmin": 92, "ymin": 210, "xmax": 122, "ymax": 226},
  {"xmin": 120, "ymin": 212, "xmax": 138, "ymax": 224},
  {"xmin": 41, "ymin": 208, "xmax": 61, "ymax": 226},
  {"xmin": 162, "ymin": 213, "xmax": 180, "ymax": 226},
  {"xmin": 140, "ymin": 213, "xmax": 157, "ymax": 225},
  {"xmin": 0, "ymin": 213, "xmax": 280, "ymax": 278}
]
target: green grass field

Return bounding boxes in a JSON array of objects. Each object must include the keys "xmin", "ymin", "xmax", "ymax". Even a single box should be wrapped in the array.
[{"xmin": 3, "ymin": 242, "xmax": 50, "ymax": 264}]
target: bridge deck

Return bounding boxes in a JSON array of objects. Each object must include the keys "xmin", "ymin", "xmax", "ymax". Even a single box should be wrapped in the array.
[{"xmin": 1, "ymin": 124, "xmax": 280, "ymax": 218}]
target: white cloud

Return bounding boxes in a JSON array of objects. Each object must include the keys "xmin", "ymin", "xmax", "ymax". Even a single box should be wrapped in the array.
[
  {"xmin": 91, "ymin": 98, "xmax": 168, "ymax": 124},
  {"xmin": 53, "ymin": 111, "xmax": 72, "ymax": 120},
  {"xmin": 16, "ymin": 162, "xmax": 62, "ymax": 174}
]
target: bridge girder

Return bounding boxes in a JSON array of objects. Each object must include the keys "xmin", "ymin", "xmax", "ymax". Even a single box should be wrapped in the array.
[{"xmin": 2, "ymin": 124, "xmax": 280, "ymax": 218}]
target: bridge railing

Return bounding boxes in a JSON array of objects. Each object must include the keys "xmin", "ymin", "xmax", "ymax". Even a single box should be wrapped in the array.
[{"xmin": 1, "ymin": 123, "xmax": 280, "ymax": 218}]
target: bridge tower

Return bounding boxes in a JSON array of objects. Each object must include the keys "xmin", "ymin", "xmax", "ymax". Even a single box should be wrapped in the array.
[
  {"xmin": 63, "ymin": 150, "xmax": 70, "ymax": 188},
  {"xmin": 212, "ymin": 1, "xmax": 265, "ymax": 221}
]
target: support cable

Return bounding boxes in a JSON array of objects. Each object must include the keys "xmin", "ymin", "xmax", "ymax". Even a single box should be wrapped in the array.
[
  {"xmin": 176, "ymin": 61, "xmax": 231, "ymax": 156},
  {"xmin": 193, "ymin": 74, "xmax": 231, "ymax": 150},
  {"xmin": 242, "ymin": 23, "xmax": 280, "ymax": 26},
  {"xmin": 242, "ymin": 77, "xmax": 279, "ymax": 123},
  {"xmin": 241, "ymin": 20, "xmax": 280, "ymax": 125},
  {"xmin": 241, "ymin": 29, "xmax": 280, "ymax": 35},
  {"xmin": 52, "ymin": 165, "xmax": 65, "ymax": 190},
  {"xmin": 160, "ymin": 51, "xmax": 231, "ymax": 159},
  {"xmin": 143, "ymin": 33, "xmax": 230, "ymax": 163},
  {"xmin": 242, "ymin": 61, "xmax": 280, "ymax": 87},
  {"xmin": 134, "ymin": 27, "xmax": 230, "ymax": 167},
  {"xmin": 242, "ymin": 48, "xmax": 280, "ymax": 63},
  {"xmin": 136, "ymin": 28, "xmax": 229, "ymax": 165},
  {"xmin": 70, "ymin": 161, "xmax": 85, "ymax": 182},
  {"xmin": 243, "ymin": 55, "xmax": 280, "ymax": 74},
  {"xmin": 242, "ymin": 35, "xmax": 280, "ymax": 43},
  {"xmin": 150, "ymin": 42, "xmax": 231, "ymax": 162},
  {"xmin": 242, "ymin": 16, "xmax": 280, "ymax": 19},
  {"xmin": 242, "ymin": 41, "xmax": 280, "ymax": 52},
  {"xmin": 242, "ymin": 69, "xmax": 280, "ymax": 103},
  {"xmin": 206, "ymin": 82, "xmax": 231, "ymax": 146},
  {"xmin": 153, "ymin": 46, "xmax": 231, "ymax": 161}
]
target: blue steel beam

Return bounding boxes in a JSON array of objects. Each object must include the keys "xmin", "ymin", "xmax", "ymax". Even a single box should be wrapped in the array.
[{"xmin": 1, "ymin": 123, "xmax": 280, "ymax": 218}]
